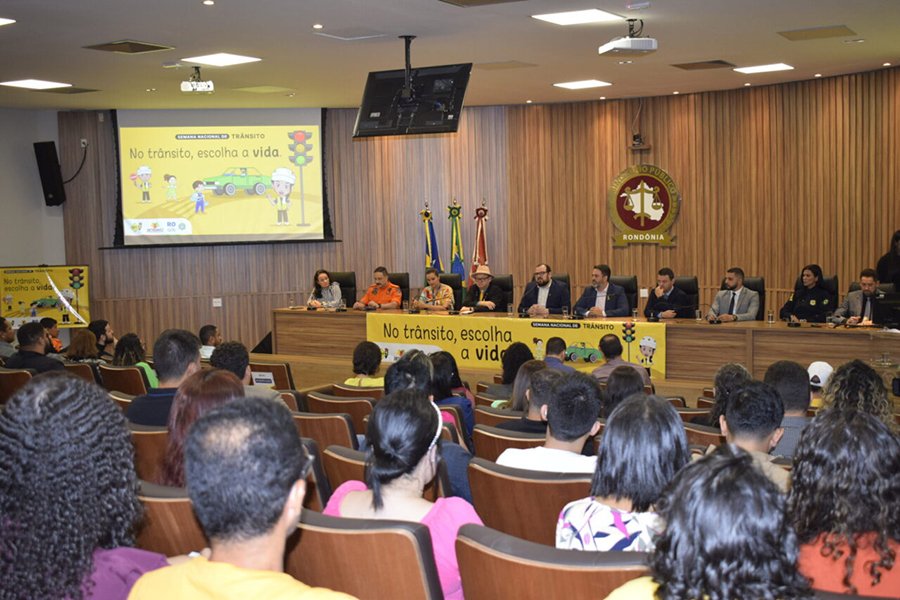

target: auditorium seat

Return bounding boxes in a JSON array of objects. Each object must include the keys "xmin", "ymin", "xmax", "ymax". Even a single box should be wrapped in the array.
[
  {"xmin": 0, "ymin": 367, "xmax": 35, "ymax": 403},
  {"xmin": 332, "ymin": 383, "xmax": 384, "ymax": 401},
  {"xmin": 609, "ymin": 275, "xmax": 638, "ymax": 314},
  {"xmin": 306, "ymin": 390, "xmax": 374, "ymax": 434},
  {"xmin": 248, "ymin": 360, "xmax": 295, "ymax": 390},
  {"xmin": 387, "ymin": 272, "xmax": 410, "ymax": 305},
  {"xmin": 794, "ymin": 274, "xmax": 839, "ymax": 297},
  {"xmin": 721, "ymin": 276, "xmax": 766, "ymax": 320},
  {"xmin": 456, "ymin": 524, "xmax": 651, "ymax": 600},
  {"xmin": 98, "ymin": 364, "xmax": 149, "ymax": 396},
  {"xmin": 683, "ymin": 422, "xmax": 725, "ymax": 446},
  {"xmin": 300, "ymin": 437, "xmax": 333, "ymax": 511},
  {"xmin": 109, "ymin": 391, "xmax": 134, "ymax": 412},
  {"xmin": 129, "ymin": 422, "xmax": 168, "ymax": 482},
  {"xmin": 136, "ymin": 480, "xmax": 206, "ymax": 556},
  {"xmin": 63, "ymin": 361, "xmax": 101, "ymax": 384},
  {"xmin": 673, "ymin": 276, "xmax": 699, "ymax": 312},
  {"xmin": 439, "ymin": 273, "xmax": 464, "ymax": 310},
  {"xmin": 676, "ymin": 407, "xmax": 712, "ymax": 423},
  {"xmin": 848, "ymin": 281, "xmax": 895, "ymax": 294},
  {"xmin": 329, "ymin": 271, "xmax": 357, "ymax": 306},
  {"xmin": 471, "ymin": 424, "xmax": 544, "ymax": 462},
  {"xmin": 279, "ymin": 391, "xmax": 300, "ymax": 411},
  {"xmin": 492, "ymin": 274, "xmax": 515, "ymax": 311},
  {"xmin": 467, "ymin": 458, "xmax": 592, "ymax": 545},
  {"xmin": 474, "ymin": 405, "xmax": 523, "ymax": 427},
  {"xmin": 474, "ymin": 393, "xmax": 499, "ymax": 407},
  {"xmin": 293, "ymin": 411, "xmax": 358, "ymax": 451},
  {"xmin": 551, "ymin": 273, "xmax": 571, "ymax": 301},
  {"xmin": 439, "ymin": 404, "xmax": 470, "ymax": 451},
  {"xmin": 285, "ymin": 510, "xmax": 443, "ymax": 600},
  {"xmin": 322, "ymin": 444, "xmax": 449, "ymax": 501}
]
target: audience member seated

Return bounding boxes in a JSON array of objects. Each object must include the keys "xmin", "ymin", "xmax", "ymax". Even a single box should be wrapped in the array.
[
  {"xmin": 819, "ymin": 359, "xmax": 898, "ymax": 434},
  {"xmin": 126, "ymin": 329, "xmax": 201, "ymax": 427},
  {"xmin": 764, "ymin": 360, "xmax": 812, "ymax": 459},
  {"xmin": 503, "ymin": 359, "xmax": 548, "ymax": 412},
  {"xmin": 601, "ymin": 366, "xmax": 647, "ymax": 418},
  {"xmin": 604, "ymin": 445, "xmax": 811, "ymax": 600},
  {"xmin": 157, "ymin": 369, "xmax": 244, "ymax": 487},
  {"xmin": 715, "ymin": 381, "xmax": 789, "ymax": 492},
  {"xmin": 87, "ymin": 319, "xmax": 117, "ymax": 359},
  {"xmin": 430, "ymin": 351, "xmax": 475, "ymax": 436},
  {"xmin": 543, "ymin": 336, "xmax": 574, "ymax": 373},
  {"xmin": 694, "ymin": 362, "xmax": 752, "ymax": 428},
  {"xmin": 590, "ymin": 334, "xmax": 650, "ymax": 386},
  {"xmin": 307, "ymin": 269, "xmax": 342, "ymax": 308},
  {"xmin": 323, "ymin": 389, "xmax": 483, "ymax": 600},
  {"xmin": 0, "ymin": 374, "xmax": 169, "ymax": 598},
  {"xmin": 496, "ymin": 372, "xmax": 602, "ymax": 474},
  {"xmin": 807, "ymin": 361, "xmax": 832, "ymax": 409},
  {"xmin": 3, "ymin": 322, "xmax": 65, "ymax": 374},
  {"xmin": 131, "ymin": 398, "xmax": 354, "ymax": 600},
  {"xmin": 415, "ymin": 268, "xmax": 454, "ymax": 312},
  {"xmin": 343, "ymin": 341, "xmax": 385, "ymax": 387},
  {"xmin": 557, "ymin": 395, "xmax": 690, "ymax": 552},
  {"xmin": 40, "ymin": 317, "xmax": 63, "ymax": 353},
  {"xmin": 484, "ymin": 342, "xmax": 534, "ymax": 399},
  {"xmin": 353, "ymin": 266, "xmax": 401, "ymax": 310},
  {"xmin": 0, "ymin": 317, "xmax": 16, "ymax": 359},
  {"xmin": 210, "ymin": 341, "xmax": 285, "ymax": 404},
  {"xmin": 198, "ymin": 324, "xmax": 222, "ymax": 359},
  {"xmin": 460, "ymin": 265, "xmax": 505, "ymax": 314},
  {"xmin": 788, "ymin": 409, "xmax": 900, "ymax": 598},
  {"xmin": 443, "ymin": 350, "xmax": 474, "ymax": 407},
  {"xmin": 113, "ymin": 332, "xmax": 158, "ymax": 388},
  {"xmin": 780, "ymin": 263, "xmax": 835, "ymax": 323},
  {"xmin": 496, "ymin": 368, "xmax": 561, "ymax": 434},
  {"xmin": 65, "ymin": 328, "xmax": 104, "ymax": 364}
]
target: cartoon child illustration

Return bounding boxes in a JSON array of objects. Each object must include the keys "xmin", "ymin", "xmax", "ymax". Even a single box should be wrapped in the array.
[
  {"xmin": 532, "ymin": 337, "xmax": 545, "ymax": 360},
  {"xmin": 2, "ymin": 294, "xmax": 12, "ymax": 313},
  {"xmin": 191, "ymin": 181, "xmax": 207, "ymax": 214},
  {"xmin": 164, "ymin": 174, "xmax": 178, "ymax": 202},
  {"xmin": 135, "ymin": 166, "xmax": 152, "ymax": 203},
  {"xmin": 267, "ymin": 167, "xmax": 295, "ymax": 226},
  {"xmin": 639, "ymin": 335, "xmax": 657, "ymax": 369}
]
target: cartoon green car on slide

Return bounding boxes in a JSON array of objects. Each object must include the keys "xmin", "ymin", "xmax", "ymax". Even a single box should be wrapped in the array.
[
  {"xmin": 566, "ymin": 342, "xmax": 603, "ymax": 363},
  {"xmin": 203, "ymin": 167, "xmax": 272, "ymax": 196}
]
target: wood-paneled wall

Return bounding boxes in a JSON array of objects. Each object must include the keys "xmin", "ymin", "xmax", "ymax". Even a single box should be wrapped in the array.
[{"xmin": 60, "ymin": 67, "xmax": 900, "ymax": 349}]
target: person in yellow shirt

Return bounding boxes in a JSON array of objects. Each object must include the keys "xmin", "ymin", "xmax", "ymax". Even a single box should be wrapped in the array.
[
  {"xmin": 129, "ymin": 398, "xmax": 356, "ymax": 600},
  {"xmin": 353, "ymin": 266, "xmax": 401, "ymax": 310}
]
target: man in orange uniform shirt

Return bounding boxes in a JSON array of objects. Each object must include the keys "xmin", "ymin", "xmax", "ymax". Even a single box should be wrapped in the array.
[{"xmin": 353, "ymin": 266, "xmax": 401, "ymax": 310}]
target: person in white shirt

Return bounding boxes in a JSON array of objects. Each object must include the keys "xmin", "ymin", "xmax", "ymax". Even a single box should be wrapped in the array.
[
  {"xmin": 198, "ymin": 324, "xmax": 222, "ymax": 360},
  {"xmin": 497, "ymin": 372, "xmax": 602, "ymax": 474}
]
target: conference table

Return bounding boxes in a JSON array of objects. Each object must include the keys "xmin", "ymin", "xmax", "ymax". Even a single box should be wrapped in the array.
[{"xmin": 271, "ymin": 308, "xmax": 900, "ymax": 383}]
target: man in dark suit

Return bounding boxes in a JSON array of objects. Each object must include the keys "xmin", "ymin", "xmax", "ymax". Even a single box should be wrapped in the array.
[
  {"xmin": 574, "ymin": 264, "xmax": 630, "ymax": 317},
  {"xmin": 644, "ymin": 267, "xmax": 691, "ymax": 319},
  {"xmin": 518, "ymin": 263, "xmax": 571, "ymax": 316}
]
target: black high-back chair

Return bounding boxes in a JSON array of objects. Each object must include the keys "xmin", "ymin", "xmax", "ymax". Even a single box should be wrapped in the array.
[
  {"xmin": 439, "ymin": 273, "xmax": 464, "ymax": 310},
  {"xmin": 330, "ymin": 271, "xmax": 357, "ymax": 306},
  {"xmin": 848, "ymin": 281, "xmax": 895, "ymax": 294},
  {"xmin": 720, "ymin": 276, "xmax": 766, "ymax": 320},
  {"xmin": 388, "ymin": 272, "xmax": 410, "ymax": 305},
  {"xmin": 673, "ymin": 276, "xmax": 699, "ymax": 313},
  {"xmin": 795, "ymin": 274, "xmax": 839, "ymax": 298},
  {"xmin": 492, "ymin": 275, "xmax": 514, "ymax": 310},
  {"xmin": 609, "ymin": 275, "xmax": 638, "ymax": 313},
  {"xmin": 550, "ymin": 273, "xmax": 571, "ymax": 302}
]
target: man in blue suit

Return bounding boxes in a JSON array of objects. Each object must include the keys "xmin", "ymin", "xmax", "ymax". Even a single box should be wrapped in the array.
[
  {"xmin": 518, "ymin": 263, "xmax": 572, "ymax": 316},
  {"xmin": 574, "ymin": 264, "xmax": 630, "ymax": 318}
]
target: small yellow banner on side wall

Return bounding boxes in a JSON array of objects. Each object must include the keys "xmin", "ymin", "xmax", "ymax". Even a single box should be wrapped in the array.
[{"xmin": 1, "ymin": 265, "xmax": 90, "ymax": 328}]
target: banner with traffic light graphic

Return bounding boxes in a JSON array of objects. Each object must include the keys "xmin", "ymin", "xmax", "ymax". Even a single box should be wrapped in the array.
[
  {"xmin": 118, "ymin": 124, "xmax": 324, "ymax": 245},
  {"xmin": 366, "ymin": 313, "xmax": 667, "ymax": 378},
  {"xmin": 1, "ymin": 265, "xmax": 90, "ymax": 328}
]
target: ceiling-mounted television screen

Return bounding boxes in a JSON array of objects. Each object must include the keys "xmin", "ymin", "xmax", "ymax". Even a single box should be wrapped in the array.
[{"xmin": 353, "ymin": 63, "xmax": 473, "ymax": 137}]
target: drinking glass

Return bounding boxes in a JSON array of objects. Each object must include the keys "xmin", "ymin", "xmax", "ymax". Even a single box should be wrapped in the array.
[
  {"xmin": 562, "ymin": 306, "xmax": 569, "ymax": 319},
  {"xmin": 340, "ymin": 299, "xmax": 347, "ymax": 311},
  {"xmin": 631, "ymin": 309, "xmax": 639, "ymax": 321},
  {"xmin": 402, "ymin": 300, "xmax": 409, "ymax": 313},
  {"xmin": 694, "ymin": 309, "xmax": 702, "ymax": 322},
  {"xmin": 507, "ymin": 303, "xmax": 515, "ymax": 318},
  {"xmin": 766, "ymin": 310, "xmax": 775, "ymax": 324}
]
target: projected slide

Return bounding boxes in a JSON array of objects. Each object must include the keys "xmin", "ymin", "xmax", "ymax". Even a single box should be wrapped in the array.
[{"xmin": 118, "ymin": 115, "xmax": 324, "ymax": 245}]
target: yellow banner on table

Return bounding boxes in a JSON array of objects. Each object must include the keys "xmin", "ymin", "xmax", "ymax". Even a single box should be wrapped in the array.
[
  {"xmin": 367, "ymin": 313, "xmax": 667, "ymax": 379},
  {"xmin": 1, "ymin": 265, "xmax": 90, "ymax": 328}
]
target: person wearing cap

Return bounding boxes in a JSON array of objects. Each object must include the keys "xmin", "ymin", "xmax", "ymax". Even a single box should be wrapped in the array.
[
  {"xmin": 134, "ymin": 165, "xmax": 152, "ymax": 202},
  {"xmin": 461, "ymin": 265, "xmax": 505, "ymax": 313},
  {"xmin": 267, "ymin": 167, "xmax": 295, "ymax": 226},
  {"xmin": 638, "ymin": 335, "xmax": 657, "ymax": 370},
  {"xmin": 808, "ymin": 361, "xmax": 833, "ymax": 409},
  {"xmin": 190, "ymin": 181, "xmax": 207, "ymax": 214},
  {"xmin": 354, "ymin": 267, "xmax": 401, "ymax": 310}
]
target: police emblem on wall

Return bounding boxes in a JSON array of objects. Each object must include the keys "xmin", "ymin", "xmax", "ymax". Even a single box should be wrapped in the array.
[{"xmin": 607, "ymin": 164, "xmax": 681, "ymax": 247}]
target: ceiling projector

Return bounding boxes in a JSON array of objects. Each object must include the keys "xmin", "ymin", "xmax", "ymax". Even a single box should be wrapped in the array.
[
  {"xmin": 181, "ymin": 66, "xmax": 214, "ymax": 93},
  {"xmin": 599, "ymin": 18, "xmax": 657, "ymax": 56}
]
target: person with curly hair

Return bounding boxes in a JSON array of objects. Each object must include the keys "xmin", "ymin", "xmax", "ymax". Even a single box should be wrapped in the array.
[
  {"xmin": 788, "ymin": 409, "xmax": 900, "ymax": 597},
  {"xmin": 691, "ymin": 362, "xmax": 752, "ymax": 428},
  {"xmin": 604, "ymin": 444, "xmax": 812, "ymax": 600},
  {"xmin": 112, "ymin": 333, "xmax": 158, "ymax": 388},
  {"xmin": 820, "ymin": 359, "xmax": 898, "ymax": 434},
  {"xmin": 65, "ymin": 328, "xmax": 104, "ymax": 364},
  {"xmin": 344, "ymin": 341, "xmax": 384, "ymax": 387},
  {"xmin": 484, "ymin": 342, "xmax": 534, "ymax": 400},
  {"xmin": 156, "ymin": 369, "xmax": 244, "ymax": 487},
  {"xmin": 0, "ymin": 373, "xmax": 169, "ymax": 599}
]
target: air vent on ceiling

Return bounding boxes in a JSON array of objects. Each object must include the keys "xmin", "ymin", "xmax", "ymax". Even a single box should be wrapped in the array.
[
  {"xmin": 474, "ymin": 60, "xmax": 536, "ymax": 70},
  {"xmin": 438, "ymin": 0, "xmax": 526, "ymax": 6},
  {"xmin": 36, "ymin": 87, "xmax": 99, "ymax": 94},
  {"xmin": 313, "ymin": 28, "xmax": 387, "ymax": 41},
  {"xmin": 671, "ymin": 60, "xmax": 736, "ymax": 71},
  {"xmin": 778, "ymin": 25, "xmax": 856, "ymax": 41},
  {"xmin": 84, "ymin": 40, "xmax": 174, "ymax": 54}
]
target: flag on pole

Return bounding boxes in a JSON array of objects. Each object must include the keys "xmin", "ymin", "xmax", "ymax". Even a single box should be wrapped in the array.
[
  {"xmin": 469, "ymin": 200, "xmax": 489, "ymax": 287},
  {"xmin": 447, "ymin": 200, "xmax": 466, "ymax": 279},
  {"xmin": 421, "ymin": 203, "xmax": 443, "ymax": 273}
]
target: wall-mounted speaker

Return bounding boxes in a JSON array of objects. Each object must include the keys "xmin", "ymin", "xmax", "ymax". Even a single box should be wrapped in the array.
[{"xmin": 33, "ymin": 141, "xmax": 67, "ymax": 206}]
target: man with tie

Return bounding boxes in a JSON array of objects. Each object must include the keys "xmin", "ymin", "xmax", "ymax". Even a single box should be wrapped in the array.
[
  {"xmin": 518, "ymin": 263, "xmax": 571, "ymax": 316},
  {"xmin": 706, "ymin": 267, "xmax": 760, "ymax": 322},
  {"xmin": 644, "ymin": 268, "xmax": 691, "ymax": 319},
  {"xmin": 574, "ymin": 264, "xmax": 630, "ymax": 318},
  {"xmin": 831, "ymin": 268, "xmax": 881, "ymax": 325}
]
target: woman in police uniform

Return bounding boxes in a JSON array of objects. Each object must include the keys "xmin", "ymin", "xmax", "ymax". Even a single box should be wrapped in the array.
[{"xmin": 780, "ymin": 264, "xmax": 835, "ymax": 323}]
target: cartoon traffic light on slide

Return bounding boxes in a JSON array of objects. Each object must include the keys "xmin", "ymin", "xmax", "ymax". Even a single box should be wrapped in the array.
[
  {"xmin": 622, "ymin": 321, "xmax": 636, "ymax": 362},
  {"xmin": 68, "ymin": 268, "xmax": 84, "ymax": 315},
  {"xmin": 287, "ymin": 131, "xmax": 314, "ymax": 227}
]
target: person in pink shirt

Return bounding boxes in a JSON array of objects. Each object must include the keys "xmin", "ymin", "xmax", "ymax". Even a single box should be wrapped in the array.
[{"xmin": 324, "ymin": 389, "xmax": 482, "ymax": 600}]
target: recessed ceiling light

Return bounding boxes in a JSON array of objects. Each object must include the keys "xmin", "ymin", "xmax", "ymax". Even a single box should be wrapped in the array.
[
  {"xmin": 312, "ymin": 24, "xmax": 324, "ymax": 29},
  {"xmin": 815, "ymin": 73, "xmax": 822, "ymax": 77},
  {"xmin": 0, "ymin": 18, "xmax": 16, "ymax": 26},
  {"xmin": 734, "ymin": 63, "xmax": 794, "ymax": 74},
  {"xmin": 843, "ymin": 38, "xmax": 866, "ymax": 43},
  {"xmin": 553, "ymin": 79, "xmax": 612, "ymax": 90},
  {"xmin": 1, "ymin": 79, "xmax": 72, "ymax": 90},
  {"xmin": 526, "ymin": 100, "xmax": 532, "ymax": 103},
  {"xmin": 145, "ymin": 88, "xmax": 156, "ymax": 92},
  {"xmin": 744, "ymin": 83, "xmax": 751, "ymax": 86},
  {"xmin": 673, "ymin": 91, "xmax": 679, "ymax": 95},
  {"xmin": 532, "ymin": 9, "xmax": 622, "ymax": 26},
  {"xmin": 202, "ymin": 0, "xmax": 214, "ymax": 5},
  {"xmin": 599, "ymin": 96, "xmax": 606, "ymax": 100},
  {"xmin": 617, "ymin": 60, "xmax": 634, "ymax": 65},
  {"xmin": 885, "ymin": 62, "xmax": 892, "ymax": 67},
  {"xmin": 182, "ymin": 52, "xmax": 261, "ymax": 67}
]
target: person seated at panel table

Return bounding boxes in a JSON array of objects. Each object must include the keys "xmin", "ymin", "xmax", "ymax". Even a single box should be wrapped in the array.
[
  {"xmin": 643, "ymin": 268, "xmax": 691, "ymax": 319},
  {"xmin": 460, "ymin": 265, "xmax": 505, "ymax": 313},
  {"xmin": 517, "ymin": 263, "xmax": 571, "ymax": 316},
  {"xmin": 574, "ymin": 264, "xmax": 630, "ymax": 318},
  {"xmin": 831, "ymin": 268, "xmax": 881, "ymax": 325},
  {"xmin": 307, "ymin": 269, "xmax": 343, "ymax": 308},
  {"xmin": 414, "ymin": 268, "xmax": 454, "ymax": 312},
  {"xmin": 353, "ymin": 266, "xmax": 401, "ymax": 310},
  {"xmin": 779, "ymin": 263, "xmax": 835, "ymax": 323},
  {"xmin": 706, "ymin": 267, "xmax": 760, "ymax": 322}
]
